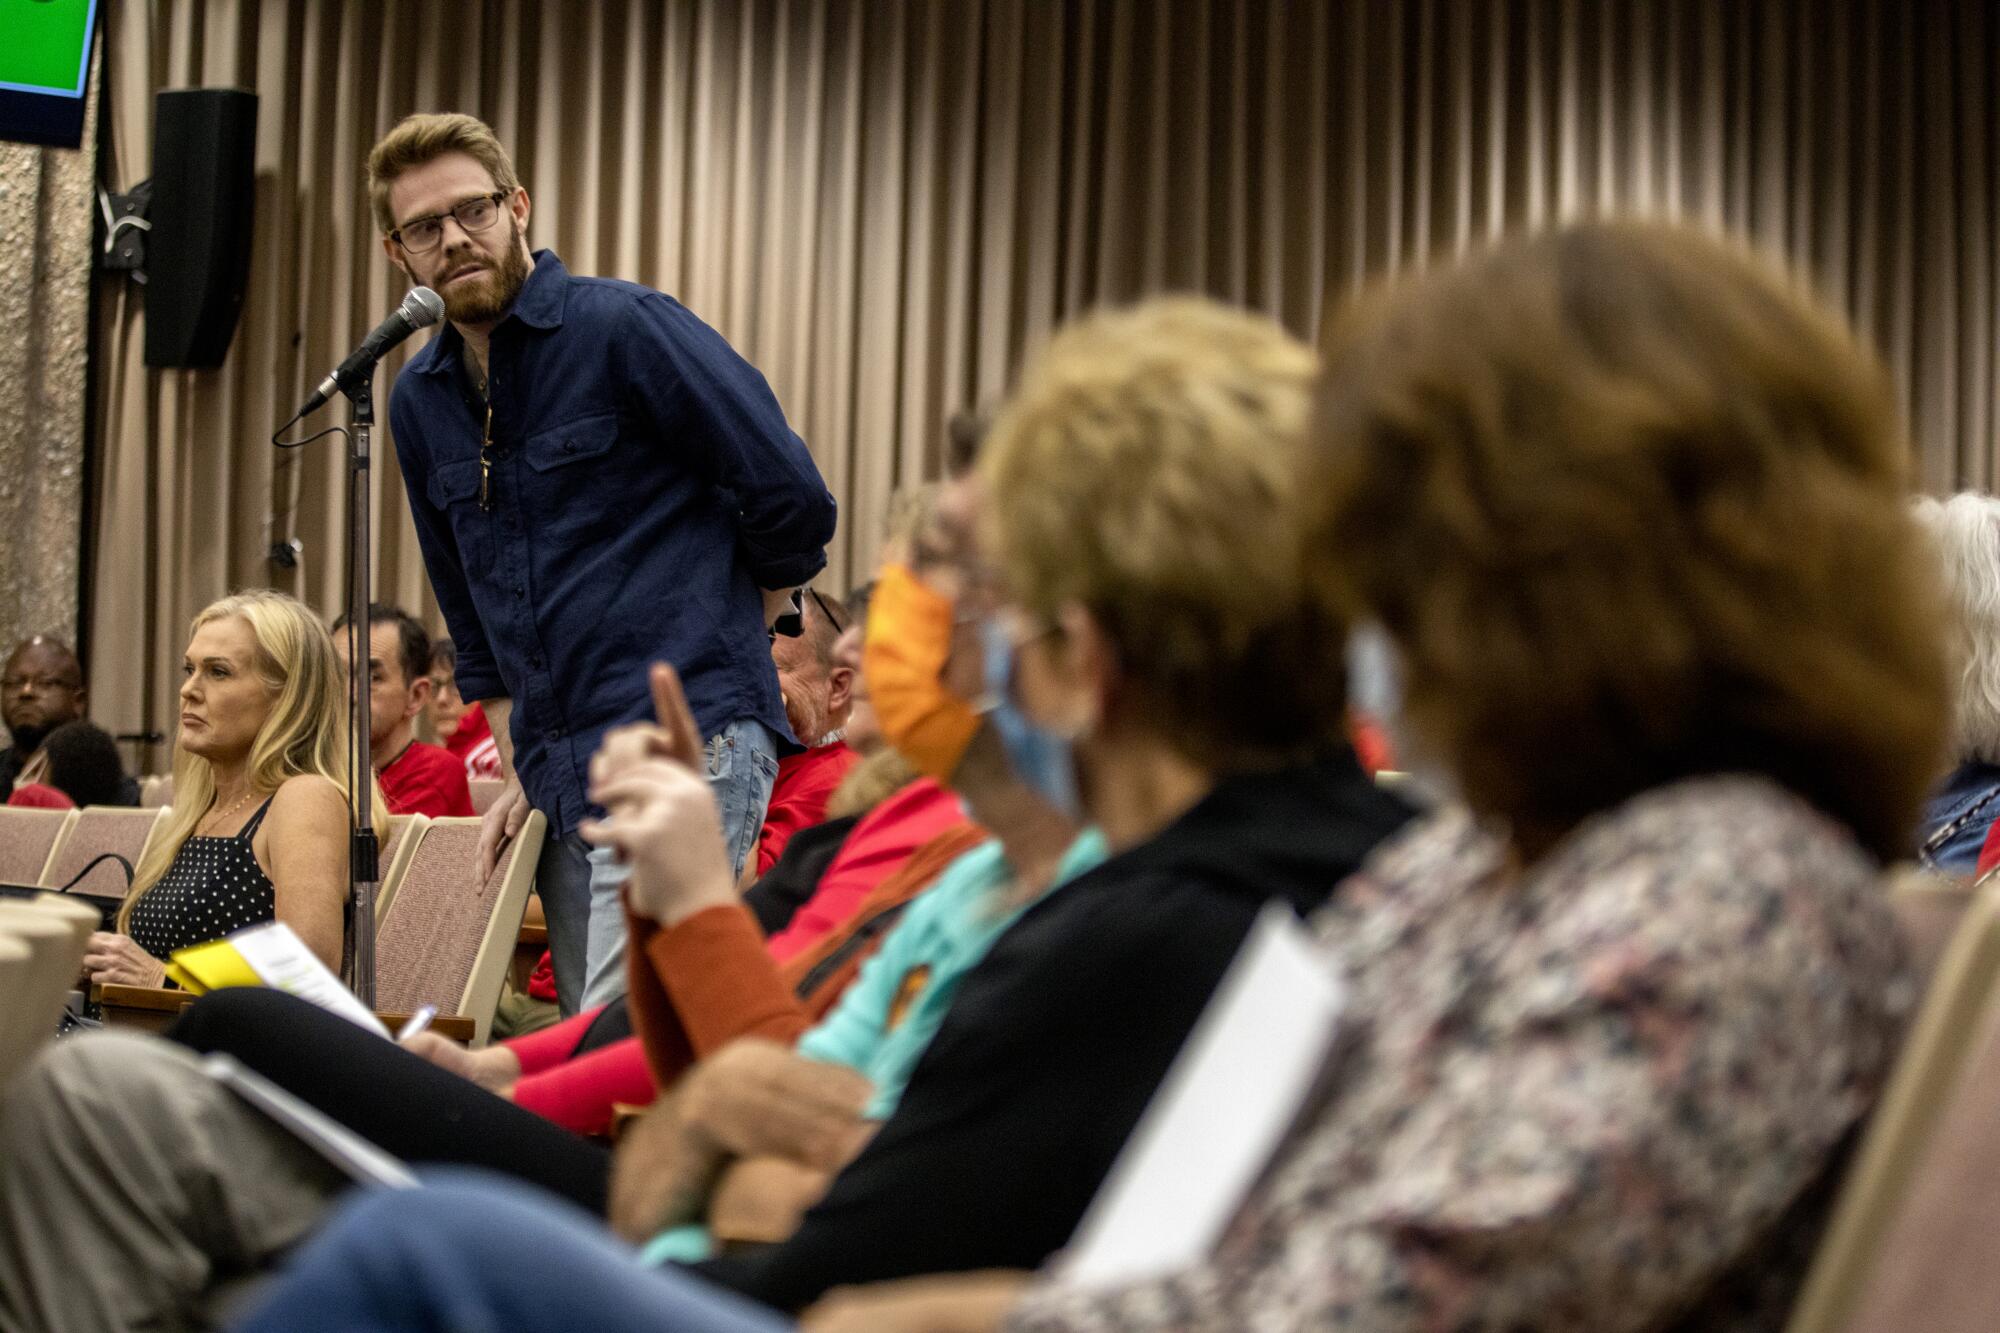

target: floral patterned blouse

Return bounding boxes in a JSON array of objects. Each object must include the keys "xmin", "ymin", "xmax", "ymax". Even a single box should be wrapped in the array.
[{"xmin": 1009, "ymin": 776, "xmax": 1912, "ymax": 1332}]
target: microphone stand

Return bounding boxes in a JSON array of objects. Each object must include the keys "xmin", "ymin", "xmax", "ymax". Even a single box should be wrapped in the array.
[
  {"xmin": 276, "ymin": 290, "xmax": 440, "ymax": 1006},
  {"xmin": 336, "ymin": 372, "xmax": 379, "ymax": 1006}
]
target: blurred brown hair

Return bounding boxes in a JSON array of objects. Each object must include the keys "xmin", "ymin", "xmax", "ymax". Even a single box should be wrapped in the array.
[{"xmin": 1310, "ymin": 221, "xmax": 1949, "ymax": 860}]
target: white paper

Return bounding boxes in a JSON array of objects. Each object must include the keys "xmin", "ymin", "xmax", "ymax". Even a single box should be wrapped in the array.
[
  {"xmin": 1056, "ymin": 901, "xmax": 1345, "ymax": 1290},
  {"xmin": 225, "ymin": 921, "xmax": 385, "ymax": 1034}
]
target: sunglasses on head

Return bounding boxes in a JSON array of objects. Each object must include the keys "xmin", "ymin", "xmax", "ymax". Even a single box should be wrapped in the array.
[{"xmin": 806, "ymin": 586, "xmax": 848, "ymax": 636}]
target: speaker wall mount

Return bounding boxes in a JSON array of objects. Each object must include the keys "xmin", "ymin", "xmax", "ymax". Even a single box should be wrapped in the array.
[{"xmin": 97, "ymin": 178, "xmax": 152, "ymax": 278}]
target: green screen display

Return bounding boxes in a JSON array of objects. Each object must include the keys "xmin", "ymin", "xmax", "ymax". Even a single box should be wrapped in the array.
[{"xmin": 0, "ymin": 0, "xmax": 95, "ymax": 96}]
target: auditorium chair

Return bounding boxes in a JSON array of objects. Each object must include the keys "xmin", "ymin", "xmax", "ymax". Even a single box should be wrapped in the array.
[
  {"xmin": 1834, "ymin": 984, "xmax": 2000, "ymax": 1333},
  {"xmin": 1785, "ymin": 870, "xmax": 2000, "ymax": 1332},
  {"xmin": 468, "ymin": 777, "xmax": 505, "ymax": 815},
  {"xmin": 0, "ymin": 894, "xmax": 93, "ymax": 1088},
  {"xmin": 140, "ymin": 775, "xmax": 174, "ymax": 808},
  {"xmin": 372, "ymin": 812, "xmax": 544, "ymax": 1047},
  {"xmin": 0, "ymin": 807, "xmax": 77, "ymax": 886},
  {"xmin": 90, "ymin": 812, "xmax": 461, "ymax": 1039},
  {"xmin": 372, "ymin": 812, "xmax": 428, "ymax": 923},
  {"xmin": 40, "ymin": 805, "xmax": 170, "ymax": 899}
]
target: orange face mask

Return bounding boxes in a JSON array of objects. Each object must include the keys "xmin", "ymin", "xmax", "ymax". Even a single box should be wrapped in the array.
[{"xmin": 863, "ymin": 563, "xmax": 981, "ymax": 781}]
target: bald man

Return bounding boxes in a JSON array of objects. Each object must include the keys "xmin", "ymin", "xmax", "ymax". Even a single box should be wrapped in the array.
[{"xmin": 0, "ymin": 637, "xmax": 138, "ymax": 805}]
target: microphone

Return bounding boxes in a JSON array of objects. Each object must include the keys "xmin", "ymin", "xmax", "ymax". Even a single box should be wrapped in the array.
[{"xmin": 293, "ymin": 287, "xmax": 445, "ymax": 418}]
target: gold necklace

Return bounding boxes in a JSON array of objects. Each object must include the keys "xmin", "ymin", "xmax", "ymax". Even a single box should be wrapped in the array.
[{"xmin": 200, "ymin": 789, "xmax": 258, "ymax": 836}]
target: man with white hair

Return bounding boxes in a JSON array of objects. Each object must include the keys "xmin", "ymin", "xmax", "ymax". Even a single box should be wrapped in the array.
[{"xmin": 1913, "ymin": 492, "xmax": 2000, "ymax": 872}]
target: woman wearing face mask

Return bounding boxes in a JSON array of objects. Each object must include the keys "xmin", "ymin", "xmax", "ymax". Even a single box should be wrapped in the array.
[
  {"xmin": 0, "ymin": 516, "xmax": 1092, "ymax": 1333},
  {"xmin": 214, "ymin": 297, "xmax": 1416, "ymax": 1331},
  {"xmin": 802, "ymin": 224, "xmax": 1947, "ymax": 1332}
]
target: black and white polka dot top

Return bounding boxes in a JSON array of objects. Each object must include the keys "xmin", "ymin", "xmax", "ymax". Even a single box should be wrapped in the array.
[{"xmin": 128, "ymin": 796, "xmax": 278, "ymax": 959}]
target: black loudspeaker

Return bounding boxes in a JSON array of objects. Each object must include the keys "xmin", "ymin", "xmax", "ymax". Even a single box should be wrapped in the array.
[{"xmin": 145, "ymin": 89, "xmax": 258, "ymax": 370}]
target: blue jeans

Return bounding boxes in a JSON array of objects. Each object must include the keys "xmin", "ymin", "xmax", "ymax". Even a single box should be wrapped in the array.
[
  {"xmin": 234, "ymin": 1172, "xmax": 791, "ymax": 1333},
  {"xmin": 580, "ymin": 718, "xmax": 780, "ymax": 1010},
  {"xmin": 534, "ymin": 832, "xmax": 594, "ymax": 1018}
]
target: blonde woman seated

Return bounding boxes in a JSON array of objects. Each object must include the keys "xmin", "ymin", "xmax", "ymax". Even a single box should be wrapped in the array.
[{"xmin": 81, "ymin": 590, "xmax": 379, "ymax": 987}]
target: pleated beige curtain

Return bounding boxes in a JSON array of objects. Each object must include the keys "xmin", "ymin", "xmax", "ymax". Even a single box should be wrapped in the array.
[{"xmin": 89, "ymin": 0, "xmax": 1998, "ymax": 772}]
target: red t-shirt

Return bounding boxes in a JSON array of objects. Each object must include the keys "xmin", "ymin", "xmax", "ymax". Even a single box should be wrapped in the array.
[
  {"xmin": 1348, "ymin": 713, "xmax": 1395, "ymax": 776},
  {"xmin": 755, "ymin": 741, "xmax": 860, "ymax": 876},
  {"xmin": 6, "ymin": 782, "xmax": 74, "ymax": 809},
  {"xmin": 1977, "ymin": 818, "xmax": 2000, "ymax": 879},
  {"xmin": 516, "ymin": 740, "xmax": 865, "ymax": 1006},
  {"xmin": 380, "ymin": 739, "xmax": 475, "ymax": 818},
  {"xmin": 444, "ymin": 702, "xmax": 503, "ymax": 780}
]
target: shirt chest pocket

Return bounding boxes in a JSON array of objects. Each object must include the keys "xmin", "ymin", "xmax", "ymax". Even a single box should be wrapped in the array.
[
  {"xmin": 426, "ymin": 458, "xmax": 482, "ymax": 509},
  {"xmin": 526, "ymin": 412, "xmax": 620, "ymax": 476}
]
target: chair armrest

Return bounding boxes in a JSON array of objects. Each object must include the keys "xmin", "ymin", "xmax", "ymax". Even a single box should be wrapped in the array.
[
  {"xmin": 379, "ymin": 1011, "xmax": 478, "ymax": 1042},
  {"xmin": 92, "ymin": 983, "xmax": 475, "ymax": 1042},
  {"xmin": 93, "ymin": 982, "xmax": 196, "ymax": 1032}
]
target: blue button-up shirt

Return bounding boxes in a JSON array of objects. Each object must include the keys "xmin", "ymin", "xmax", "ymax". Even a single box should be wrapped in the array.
[{"xmin": 388, "ymin": 251, "xmax": 836, "ymax": 836}]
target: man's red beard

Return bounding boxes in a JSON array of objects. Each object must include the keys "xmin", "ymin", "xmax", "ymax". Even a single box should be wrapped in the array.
[
  {"xmin": 432, "ymin": 221, "xmax": 531, "ymax": 325},
  {"xmin": 785, "ymin": 688, "xmax": 831, "ymax": 747}
]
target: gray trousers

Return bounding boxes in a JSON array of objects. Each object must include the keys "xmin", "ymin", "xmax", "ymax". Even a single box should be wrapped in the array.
[{"xmin": 0, "ymin": 1031, "xmax": 348, "ymax": 1333}]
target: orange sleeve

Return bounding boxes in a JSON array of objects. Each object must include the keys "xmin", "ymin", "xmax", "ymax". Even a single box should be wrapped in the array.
[
  {"xmin": 623, "ymin": 905, "xmax": 698, "ymax": 1090},
  {"xmin": 624, "ymin": 900, "xmax": 815, "ymax": 1089}
]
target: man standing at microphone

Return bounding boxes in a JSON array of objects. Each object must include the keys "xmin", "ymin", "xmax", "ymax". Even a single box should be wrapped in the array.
[{"xmin": 367, "ymin": 113, "xmax": 834, "ymax": 1015}]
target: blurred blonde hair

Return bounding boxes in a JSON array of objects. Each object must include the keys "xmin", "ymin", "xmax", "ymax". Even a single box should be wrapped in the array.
[
  {"xmin": 366, "ymin": 112, "xmax": 523, "ymax": 233},
  {"xmin": 120, "ymin": 591, "xmax": 388, "ymax": 930},
  {"xmin": 977, "ymin": 297, "xmax": 1344, "ymax": 768},
  {"xmin": 880, "ymin": 483, "xmax": 943, "ymax": 570},
  {"xmin": 1913, "ymin": 493, "xmax": 2000, "ymax": 762}
]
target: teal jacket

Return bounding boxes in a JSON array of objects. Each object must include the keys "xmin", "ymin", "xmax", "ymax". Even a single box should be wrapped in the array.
[{"xmin": 643, "ymin": 829, "xmax": 1108, "ymax": 1265}]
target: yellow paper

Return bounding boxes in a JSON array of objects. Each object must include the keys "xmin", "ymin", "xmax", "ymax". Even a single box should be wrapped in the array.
[
  {"xmin": 169, "ymin": 937, "xmax": 265, "ymax": 992},
  {"xmin": 167, "ymin": 922, "xmax": 385, "ymax": 1034},
  {"xmin": 162, "ymin": 961, "xmax": 209, "ymax": 994}
]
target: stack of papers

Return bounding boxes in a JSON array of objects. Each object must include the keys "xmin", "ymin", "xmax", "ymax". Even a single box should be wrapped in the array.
[{"xmin": 167, "ymin": 921, "xmax": 383, "ymax": 1034}]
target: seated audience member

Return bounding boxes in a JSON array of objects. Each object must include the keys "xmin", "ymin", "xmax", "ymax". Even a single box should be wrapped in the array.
[
  {"xmin": 429, "ymin": 636, "xmax": 502, "ymax": 779},
  {"xmin": 0, "ymin": 592, "xmax": 972, "ymax": 1304},
  {"xmin": 80, "ymin": 590, "xmax": 383, "ymax": 985},
  {"xmin": 510, "ymin": 581, "xmax": 865, "ymax": 1041},
  {"xmin": 179, "ymin": 606, "xmax": 971, "ymax": 1137},
  {"xmin": 1912, "ymin": 493, "xmax": 2000, "ymax": 873},
  {"xmin": 757, "ymin": 586, "xmax": 860, "ymax": 877},
  {"xmin": 332, "ymin": 604, "xmax": 474, "ymax": 818},
  {"xmin": 791, "ymin": 223, "xmax": 1950, "ymax": 1330},
  {"xmin": 235, "ymin": 226, "xmax": 1944, "ymax": 1333},
  {"xmin": 221, "ymin": 296, "xmax": 1414, "ymax": 1326},
  {"xmin": 5, "ymin": 719, "xmax": 134, "ymax": 809},
  {"xmin": 3, "ymin": 780, "xmax": 72, "ymax": 808},
  {"xmin": 0, "ymin": 605, "xmax": 1039, "ymax": 1330},
  {"xmin": 0, "ymin": 634, "xmax": 139, "ymax": 803},
  {"xmin": 743, "ymin": 579, "xmax": 884, "ymax": 935}
]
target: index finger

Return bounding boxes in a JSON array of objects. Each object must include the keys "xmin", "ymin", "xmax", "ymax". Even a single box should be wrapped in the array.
[{"xmin": 648, "ymin": 662, "xmax": 705, "ymax": 770}]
